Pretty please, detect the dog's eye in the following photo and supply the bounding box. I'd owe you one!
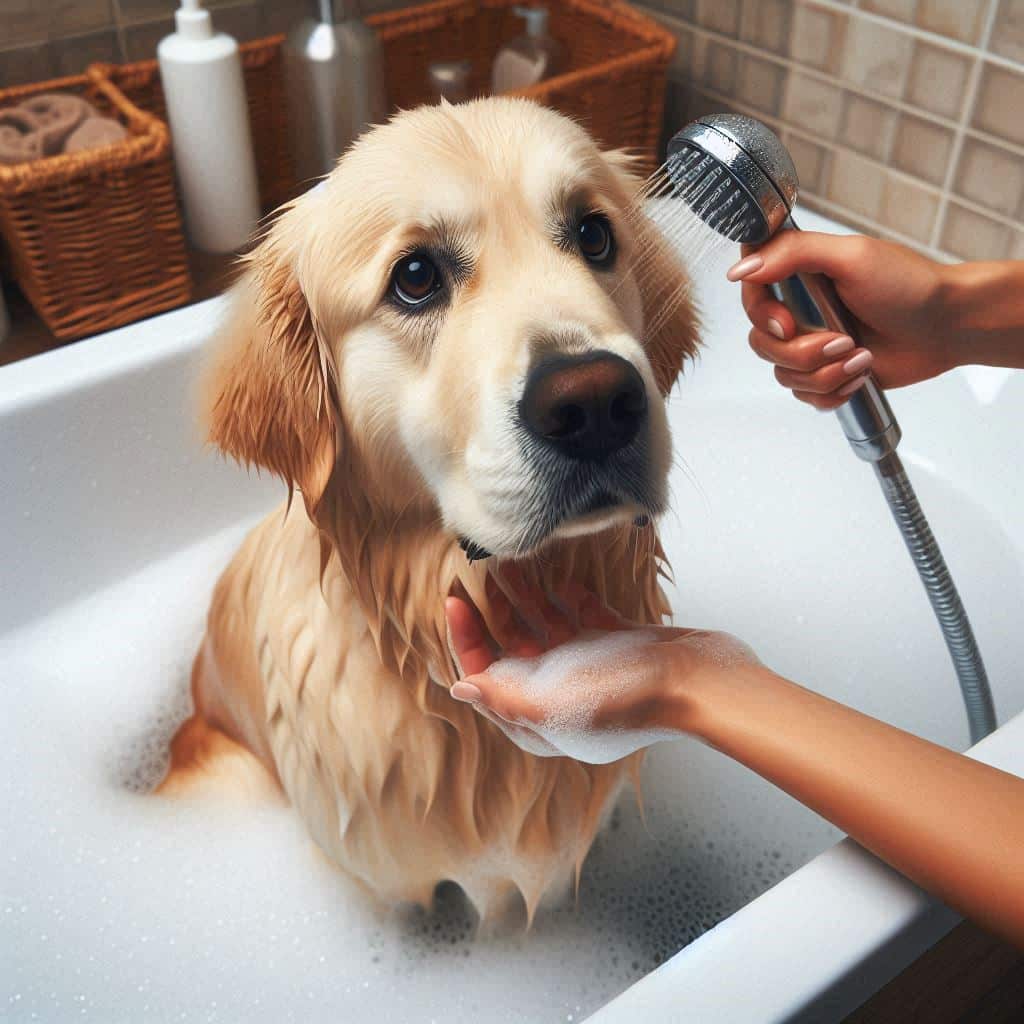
[391,253,441,307]
[577,214,615,265]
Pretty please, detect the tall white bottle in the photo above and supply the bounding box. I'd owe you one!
[157,0,260,253]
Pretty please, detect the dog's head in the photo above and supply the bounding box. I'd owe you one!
[206,99,697,561]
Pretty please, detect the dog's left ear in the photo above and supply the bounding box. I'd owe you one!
[602,149,700,395]
[202,218,338,515]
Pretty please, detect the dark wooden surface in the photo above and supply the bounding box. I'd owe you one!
[1,246,239,368]
[844,920,1024,1023]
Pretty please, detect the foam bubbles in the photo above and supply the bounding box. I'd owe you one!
[1,524,840,1023]
[488,630,681,763]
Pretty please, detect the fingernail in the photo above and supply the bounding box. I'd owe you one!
[822,335,854,358]
[838,374,869,397]
[767,317,786,339]
[726,254,763,282]
[842,350,873,375]
[451,682,482,703]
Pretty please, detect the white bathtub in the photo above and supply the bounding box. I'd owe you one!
[2,208,1022,1023]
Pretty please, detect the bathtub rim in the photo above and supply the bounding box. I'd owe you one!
[3,208,1022,1022]
[587,709,1024,1023]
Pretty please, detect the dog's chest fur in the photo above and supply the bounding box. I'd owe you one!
[224,503,638,917]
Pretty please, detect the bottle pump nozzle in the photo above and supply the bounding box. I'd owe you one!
[175,0,213,41]
[513,5,549,38]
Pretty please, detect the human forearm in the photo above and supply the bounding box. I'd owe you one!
[673,665,1024,947]
[940,260,1024,370]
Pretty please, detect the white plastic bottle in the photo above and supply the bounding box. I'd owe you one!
[157,0,260,253]
[491,6,565,93]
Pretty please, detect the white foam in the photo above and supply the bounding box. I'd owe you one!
[488,630,681,763]
[0,525,835,1022]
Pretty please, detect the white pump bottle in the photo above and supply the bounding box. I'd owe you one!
[157,0,260,253]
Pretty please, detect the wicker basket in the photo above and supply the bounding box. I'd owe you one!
[0,71,191,342]
[99,2,671,217]
[368,0,675,170]
[97,36,296,213]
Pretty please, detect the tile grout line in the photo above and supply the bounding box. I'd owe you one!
[659,15,970,142]
[802,0,1019,71]
[691,82,1024,232]
[799,193,957,262]
[661,15,1024,161]
[928,0,1001,251]
[687,80,1022,246]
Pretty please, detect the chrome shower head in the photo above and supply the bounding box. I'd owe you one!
[666,114,799,245]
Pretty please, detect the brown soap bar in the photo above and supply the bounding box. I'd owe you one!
[64,116,127,154]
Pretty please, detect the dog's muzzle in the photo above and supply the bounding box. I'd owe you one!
[518,351,648,461]
[510,350,661,550]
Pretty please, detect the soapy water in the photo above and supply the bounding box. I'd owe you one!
[0,524,833,1023]
[487,630,679,764]
[484,629,762,764]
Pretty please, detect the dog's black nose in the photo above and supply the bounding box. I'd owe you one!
[519,352,647,460]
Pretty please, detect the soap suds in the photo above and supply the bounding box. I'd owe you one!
[1,527,838,1023]
[487,629,680,763]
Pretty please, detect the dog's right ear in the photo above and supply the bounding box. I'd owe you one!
[202,223,338,515]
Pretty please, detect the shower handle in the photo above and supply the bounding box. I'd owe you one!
[772,218,901,464]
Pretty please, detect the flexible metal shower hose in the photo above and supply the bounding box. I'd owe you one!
[874,452,996,745]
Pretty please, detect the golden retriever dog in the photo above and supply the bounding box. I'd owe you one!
[160,97,697,920]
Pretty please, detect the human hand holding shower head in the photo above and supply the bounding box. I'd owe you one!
[661,114,994,744]
[666,114,900,463]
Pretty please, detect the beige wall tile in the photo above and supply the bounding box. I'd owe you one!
[212,1,266,43]
[991,0,1024,63]
[661,77,691,148]
[891,114,954,185]
[737,54,787,115]
[694,0,741,36]
[840,17,914,99]
[972,64,1024,147]
[122,17,173,60]
[954,138,1024,218]
[841,94,899,160]
[788,1,847,74]
[3,0,52,45]
[646,10,694,80]
[880,175,940,241]
[0,2,116,49]
[112,0,175,26]
[1009,230,1024,260]
[667,21,696,80]
[739,0,792,56]
[828,151,886,219]
[703,39,739,93]
[686,86,743,123]
[861,0,917,22]
[782,71,844,139]
[780,131,832,194]
[51,28,119,76]
[690,32,709,81]
[0,42,57,88]
[941,203,1012,260]
[916,0,988,45]
[905,42,973,120]
[50,0,115,40]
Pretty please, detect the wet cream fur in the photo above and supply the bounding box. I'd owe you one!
[159,98,698,921]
